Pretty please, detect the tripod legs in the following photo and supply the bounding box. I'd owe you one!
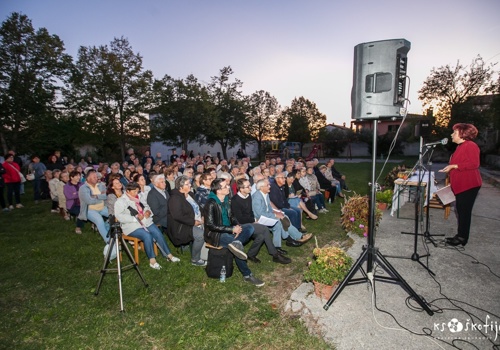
[324,245,433,316]
[95,231,148,312]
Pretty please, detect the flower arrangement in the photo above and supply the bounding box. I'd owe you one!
[376,189,394,206]
[383,165,409,188]
[304,245,353,285]
[341,193,382,237]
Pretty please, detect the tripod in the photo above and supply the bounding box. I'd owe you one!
[324,120,433,316]
[95,218,148,312]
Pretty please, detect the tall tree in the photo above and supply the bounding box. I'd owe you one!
[0,12,72,155]
[65,37,153,161]
[205,66,247,159]
[245,90,280,159]
[282,97,327,150]
[418,55,497,127]
[150,74,210,150]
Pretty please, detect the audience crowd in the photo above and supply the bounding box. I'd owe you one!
[0,148,350,287]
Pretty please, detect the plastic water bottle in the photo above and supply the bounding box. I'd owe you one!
[220,265,226,283]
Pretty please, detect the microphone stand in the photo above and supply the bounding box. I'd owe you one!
[422,145,444,246]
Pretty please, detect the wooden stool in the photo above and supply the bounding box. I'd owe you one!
[121,235,158,264]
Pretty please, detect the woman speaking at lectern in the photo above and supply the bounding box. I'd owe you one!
[439,123,482,246]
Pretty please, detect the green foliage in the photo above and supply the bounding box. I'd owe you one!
[317,127,355,157]
[0,12,72,154]
[418,55,498,127]
[304,246,353,285]
[376,189,393,205]
[64,36,153,161]
[282,97,327,143]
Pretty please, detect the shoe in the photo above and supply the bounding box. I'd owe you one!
[298,233,313,243]
[318,208,328,214]
[273,253,292,264]
[244,275,265,287]
[445,236,467,247]
[228,240,248,260]
[2,208,9,212]
[276,247,288,255]
[64,215,70,221]
[167,256,180,262]
[150,262,162,270]
[51,209,59,213]
[338,193,345,198]
[8,205,14,210]
[307,213,318,220]
[247,256,261,263]
[343,188,352,192]
[286,239,303,247]
[191,259,207,267]
[75,228,82,234]
[16,204,24,209]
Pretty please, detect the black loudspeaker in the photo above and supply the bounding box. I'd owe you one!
[416,119,432,137]
[351,39,411,120]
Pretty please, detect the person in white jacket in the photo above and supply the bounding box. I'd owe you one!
[114,182,179,270]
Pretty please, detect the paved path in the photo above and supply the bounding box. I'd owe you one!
[287,165,500,350]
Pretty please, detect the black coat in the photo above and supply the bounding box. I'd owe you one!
[147,186,169,228]
[166,189,195,246]
[203,196,238,247]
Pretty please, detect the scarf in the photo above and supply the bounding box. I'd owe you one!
[127,192,144,216]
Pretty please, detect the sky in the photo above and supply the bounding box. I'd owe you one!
[1,0,499,126]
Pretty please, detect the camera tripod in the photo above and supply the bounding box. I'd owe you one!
[94,219,148,312]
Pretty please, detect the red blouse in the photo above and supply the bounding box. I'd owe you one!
[449,140,482,195]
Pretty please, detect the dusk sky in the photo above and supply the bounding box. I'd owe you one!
[1,0,499,126]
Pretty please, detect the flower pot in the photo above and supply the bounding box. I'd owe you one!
[313,280,339,300]
[377,202,388,211]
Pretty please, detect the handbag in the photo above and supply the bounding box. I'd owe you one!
[26,173,35,181]
[206,247,234,279]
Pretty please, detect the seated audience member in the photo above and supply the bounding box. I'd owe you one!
[204,178,264,287]
[326,158,350,192]
[194,172,213,209]
[164,168,176,194]
[64,170,85,233]
[40,169,52,200]
[78,169,110,244]
[132,173,150,204]
[285,172,318,220]
[269,171,305,232]
[146,174,169,232]
[316,165,342,201]
[49,169,61,213]
[105,175,123,216]
[120,168,132,188]
[252,178,308,251]
[192,172,202,193]
[167,176,206,266]
[231,179,291,264]
[115,182,179,269]
[299,167,328,213]
[105,162,122,185]
[57,171,69,220]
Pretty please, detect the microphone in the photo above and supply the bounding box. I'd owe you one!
[424,138,448,147]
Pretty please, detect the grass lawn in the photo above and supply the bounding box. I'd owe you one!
[0,160,407,349]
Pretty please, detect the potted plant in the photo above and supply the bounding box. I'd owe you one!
[304,245,353,299]
[340,193,382,237]
[376,189,393,210]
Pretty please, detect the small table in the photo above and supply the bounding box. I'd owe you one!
[390,171,437,217]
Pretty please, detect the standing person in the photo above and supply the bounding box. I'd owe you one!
[439,123,482,247]
[2,153,23,210]
[57,171,70,220]
[204,178,265,287]
[0,162,7,212]
[30,156,47,203]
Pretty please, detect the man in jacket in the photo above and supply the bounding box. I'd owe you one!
[204,178,264,287]
[231,178,291,264]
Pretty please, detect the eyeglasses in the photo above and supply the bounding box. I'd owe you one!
[184,183,192,187]
[242,186,251,189]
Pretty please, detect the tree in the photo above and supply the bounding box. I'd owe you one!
[205,66,247,160]
[245,90,280,159]
[317,127,355,157]
[418,55,498,127]
[65,37,153,161]
[0,12,72,155]
[282,97,327,151]
[150,74,210,151]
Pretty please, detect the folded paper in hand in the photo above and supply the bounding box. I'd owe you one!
[257,216,279,227]
[435,185,455,205]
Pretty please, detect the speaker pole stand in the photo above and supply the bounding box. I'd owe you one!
[323,120,433,316]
